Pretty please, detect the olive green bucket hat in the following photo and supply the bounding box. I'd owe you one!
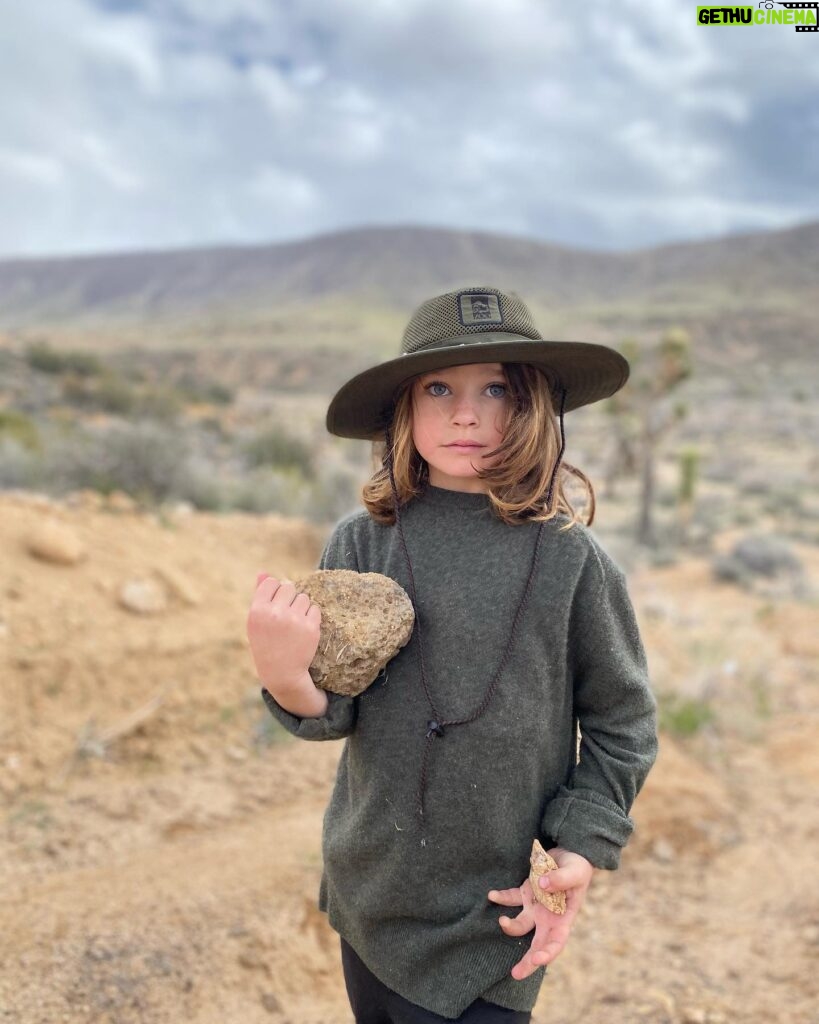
[325,286,630,440]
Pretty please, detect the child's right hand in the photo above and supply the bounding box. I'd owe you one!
[246,572,323,692]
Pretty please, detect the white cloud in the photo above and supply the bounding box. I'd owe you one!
[247,63,303,118]
[76,133,144,192]
[616,119,725,189]
[0,147,65,187]
[596,192,808,242]
[247,165,321,210]
[79,17,164,96]
[0,0,815,258]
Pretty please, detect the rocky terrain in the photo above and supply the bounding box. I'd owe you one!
[1,488,817,1024]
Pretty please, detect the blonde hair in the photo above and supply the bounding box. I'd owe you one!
[361,363,595,529]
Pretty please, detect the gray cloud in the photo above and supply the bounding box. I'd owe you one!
[0,0,816,258]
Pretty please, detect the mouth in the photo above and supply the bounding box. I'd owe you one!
[446,443,485,451]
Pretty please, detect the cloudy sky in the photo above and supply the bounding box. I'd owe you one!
[1,0,817,259]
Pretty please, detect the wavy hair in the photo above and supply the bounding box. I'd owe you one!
[360,363,595,529]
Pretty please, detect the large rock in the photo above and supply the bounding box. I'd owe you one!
[292,569,415,697]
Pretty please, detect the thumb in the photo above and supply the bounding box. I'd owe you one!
[537,865,576,892]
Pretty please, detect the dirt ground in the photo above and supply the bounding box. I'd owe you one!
[1,489,818,1024]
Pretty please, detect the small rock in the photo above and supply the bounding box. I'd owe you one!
[291,569,415,697]
[238,949,268,972]
[260,992,281,1013]
[25,520,85,565]
[168,501,195,518]
[529,839,567,914]
[153,564,202,606]
[681,1009,707,1024]
[651,837,676,863]
[119,578,167,614]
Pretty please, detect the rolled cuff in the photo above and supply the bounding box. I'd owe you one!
[540,786,635,870]
[260,686,356,741]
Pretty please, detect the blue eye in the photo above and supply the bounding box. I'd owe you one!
[423,382,507,398]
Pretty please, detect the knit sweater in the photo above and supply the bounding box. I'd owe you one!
[261,483,659,1019]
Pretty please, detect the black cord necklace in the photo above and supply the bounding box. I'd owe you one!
[383,385,567,827]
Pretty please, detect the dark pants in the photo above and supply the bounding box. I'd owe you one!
[340,936,533,1024]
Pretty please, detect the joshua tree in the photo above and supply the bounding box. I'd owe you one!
[608,328,693,547]
[677,445,700,545]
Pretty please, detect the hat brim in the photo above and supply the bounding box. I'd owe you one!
[325,333,630,440]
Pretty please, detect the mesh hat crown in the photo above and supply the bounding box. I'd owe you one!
[325,286,630,439]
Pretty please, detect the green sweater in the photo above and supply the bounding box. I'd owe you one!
[261,483,658,1018]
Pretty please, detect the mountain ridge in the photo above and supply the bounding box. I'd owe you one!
[1,220,816,331]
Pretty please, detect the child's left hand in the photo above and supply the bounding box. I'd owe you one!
[487,846,594,981]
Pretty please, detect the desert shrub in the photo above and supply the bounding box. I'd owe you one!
[133,385,184,422]
[304,462,363,525]
[171,456,226,511]
[229,465,312,515]
[713,533,803,584]
[25,343,104,377]
[43,421,193,504]
[648,545,679,568]
[243,424,315,478]
[0,409,41,452]
[0,436,45,489]
[175,374,234,406]
[658,693,715,737]
[60,371,184,422]
[61,371,136,414]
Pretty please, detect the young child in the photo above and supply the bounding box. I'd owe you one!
[247,286,659,1023]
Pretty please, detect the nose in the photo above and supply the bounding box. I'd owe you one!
[451,395,480,424]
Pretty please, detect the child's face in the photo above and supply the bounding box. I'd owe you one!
[410,362,512,493]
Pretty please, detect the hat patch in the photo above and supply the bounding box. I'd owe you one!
[458,292,503,327]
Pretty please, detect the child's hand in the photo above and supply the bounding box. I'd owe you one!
[487,847,594,981]
[246,572,322,691]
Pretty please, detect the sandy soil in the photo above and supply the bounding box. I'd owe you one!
[1,490,817,1024]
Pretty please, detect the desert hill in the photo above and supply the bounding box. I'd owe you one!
[0,222,817,362]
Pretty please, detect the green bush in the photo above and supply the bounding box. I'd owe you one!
[134,385,184,422]
[0,409,41,452]
[43,421,193,505]
[61,371,136,414]
[25,342,104,377]
[658,693,715,737]
[243,424,315,477]
[175,375,234,406]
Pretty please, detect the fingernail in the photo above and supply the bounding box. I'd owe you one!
[540,876,550,888]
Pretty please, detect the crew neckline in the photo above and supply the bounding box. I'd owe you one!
[418,483,493,510]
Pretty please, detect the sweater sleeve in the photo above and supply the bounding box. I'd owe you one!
[540,545,659,870]
[259,515,361,741]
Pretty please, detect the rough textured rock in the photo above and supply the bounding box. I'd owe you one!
[529,838,567,914]
[292,569,415,697]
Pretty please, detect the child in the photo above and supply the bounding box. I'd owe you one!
[247,286,659,1023]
